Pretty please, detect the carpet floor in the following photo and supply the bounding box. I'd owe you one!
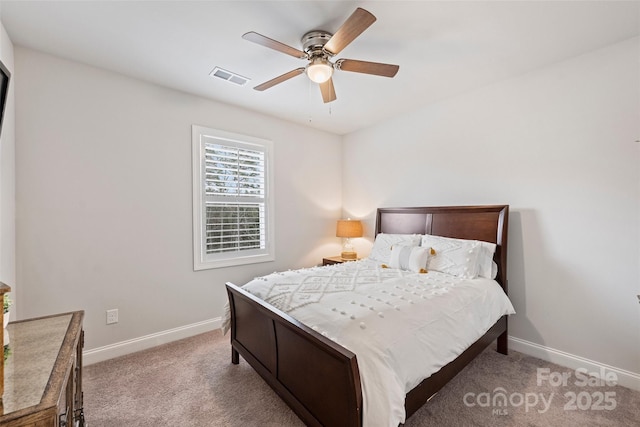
[84,330,640,426]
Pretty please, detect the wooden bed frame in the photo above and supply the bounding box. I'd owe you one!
[225,205,509,426]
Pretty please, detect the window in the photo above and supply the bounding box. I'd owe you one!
[192,125,274,270]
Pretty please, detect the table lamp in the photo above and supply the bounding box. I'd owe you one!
[336,219,363,260]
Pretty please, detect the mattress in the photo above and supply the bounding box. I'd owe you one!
[222,258,515,427]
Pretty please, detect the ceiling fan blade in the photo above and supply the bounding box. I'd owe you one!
[319,78,337,103]
[242,31,307,59]
[254,68,305,91]
[324,8,376,55]
[335,59,399,78]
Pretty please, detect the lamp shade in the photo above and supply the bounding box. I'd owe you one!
[336,219,363,238]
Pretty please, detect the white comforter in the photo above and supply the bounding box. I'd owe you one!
[222,259,515,427]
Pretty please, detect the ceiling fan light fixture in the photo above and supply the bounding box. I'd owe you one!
[306,58,333,83]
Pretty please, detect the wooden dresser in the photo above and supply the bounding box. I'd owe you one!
[0,311,85,427]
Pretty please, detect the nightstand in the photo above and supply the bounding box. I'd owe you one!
[322,256,359,266]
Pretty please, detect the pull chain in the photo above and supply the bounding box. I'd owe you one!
[308,80,313,123]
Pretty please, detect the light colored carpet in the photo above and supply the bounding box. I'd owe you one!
[84,330,640,426]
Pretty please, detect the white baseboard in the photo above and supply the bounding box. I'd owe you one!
[508,336,640,392]
[83,317,222,365]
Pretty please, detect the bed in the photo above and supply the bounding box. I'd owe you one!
[224,205,512,426]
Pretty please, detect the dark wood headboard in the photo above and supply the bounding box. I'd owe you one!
[375,205,509,293]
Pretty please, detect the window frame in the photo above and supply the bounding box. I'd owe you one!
[192,125,275,270]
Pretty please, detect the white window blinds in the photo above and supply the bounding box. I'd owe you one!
[204,143,265,254]
[193,126,274,270]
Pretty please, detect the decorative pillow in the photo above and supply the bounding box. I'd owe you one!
[368,233,421,263]
[490,261,498,280]
[389,245,430,273]
[420,234,482,279]
[477,241,497,279]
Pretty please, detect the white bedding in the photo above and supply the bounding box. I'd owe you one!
[222,258,515,427]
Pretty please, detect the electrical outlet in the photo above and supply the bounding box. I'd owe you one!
[106,309,118,325]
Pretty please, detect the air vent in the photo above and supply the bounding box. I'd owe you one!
[209,67,250,86]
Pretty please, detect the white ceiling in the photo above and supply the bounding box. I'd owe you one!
[1,1,638,135]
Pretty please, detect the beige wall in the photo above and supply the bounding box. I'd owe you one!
[342,37,640,381]
[14,47,342,353]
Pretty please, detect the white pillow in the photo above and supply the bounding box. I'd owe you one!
[389,245,430,273]
[490,261,498,280]
[368,233,421,263]
[477,241,497,279]
[420,234,482,279]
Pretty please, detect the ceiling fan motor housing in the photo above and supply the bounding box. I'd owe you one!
[301,31,333,58]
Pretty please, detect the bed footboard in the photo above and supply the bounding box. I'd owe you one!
[404,315,508,417]
[225,282,363,427]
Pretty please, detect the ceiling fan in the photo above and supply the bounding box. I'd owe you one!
[242,7,399,103]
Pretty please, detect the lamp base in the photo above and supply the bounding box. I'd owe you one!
[340,251,357,261]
